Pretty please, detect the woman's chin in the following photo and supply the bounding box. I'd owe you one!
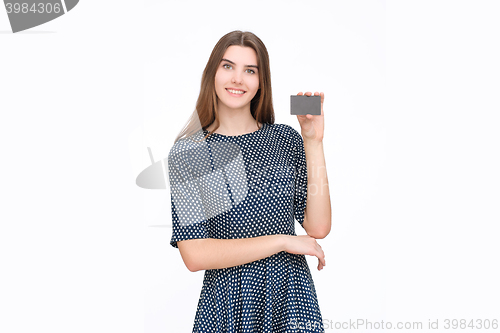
[219,101,251,111]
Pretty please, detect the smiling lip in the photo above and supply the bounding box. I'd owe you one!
[226,88,246,96]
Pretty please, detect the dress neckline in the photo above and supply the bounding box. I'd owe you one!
[203,122,266,138]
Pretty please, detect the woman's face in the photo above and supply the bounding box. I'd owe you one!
[214,45,260,112]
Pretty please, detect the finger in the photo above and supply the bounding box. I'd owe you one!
[297,92,303,96]
[305,91,312,96]
[314,92,319,96]
[297,115,307,125]
[318,258,323,271]
[315,250,324,269]
[318,248,326,266]
[320,92,325,115]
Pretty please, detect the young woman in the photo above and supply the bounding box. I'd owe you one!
[168,30,331,332]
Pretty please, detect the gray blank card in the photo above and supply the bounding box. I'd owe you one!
[290,95,321,115]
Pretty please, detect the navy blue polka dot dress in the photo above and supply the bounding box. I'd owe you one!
[168,122,324,332]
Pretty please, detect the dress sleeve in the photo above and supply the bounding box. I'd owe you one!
[293,129,308,228]
[168,148,210,249]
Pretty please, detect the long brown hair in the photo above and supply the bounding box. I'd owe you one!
[173,30,275,143]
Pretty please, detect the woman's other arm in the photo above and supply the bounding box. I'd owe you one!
[296,91,332,239]
[178,234,325,272]
[302,139,331,239]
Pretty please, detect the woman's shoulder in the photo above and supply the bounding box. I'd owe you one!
[266,122,302,142]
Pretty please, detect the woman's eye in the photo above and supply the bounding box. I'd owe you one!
[223,64,232,69]
[246,69,255,74]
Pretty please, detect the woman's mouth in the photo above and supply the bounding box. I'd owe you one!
[226,88,246,96]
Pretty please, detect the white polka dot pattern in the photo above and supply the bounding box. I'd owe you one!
[167,123,324,332]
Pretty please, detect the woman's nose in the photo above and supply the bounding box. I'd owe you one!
[231,72,243,84]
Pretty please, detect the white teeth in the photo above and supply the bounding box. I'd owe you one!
[227,89,245,94]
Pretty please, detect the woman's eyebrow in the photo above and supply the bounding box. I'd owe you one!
[221,58,259,69]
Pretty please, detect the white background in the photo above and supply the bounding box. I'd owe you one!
[1,1,499,332]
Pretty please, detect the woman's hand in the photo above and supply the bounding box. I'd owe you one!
[284,235,326,271]
[296,91,325,142]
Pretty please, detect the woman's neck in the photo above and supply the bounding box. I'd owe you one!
[207,105,261,136]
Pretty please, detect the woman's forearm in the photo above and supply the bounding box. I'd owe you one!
[178,235,287,272]
[303,139,332,238]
